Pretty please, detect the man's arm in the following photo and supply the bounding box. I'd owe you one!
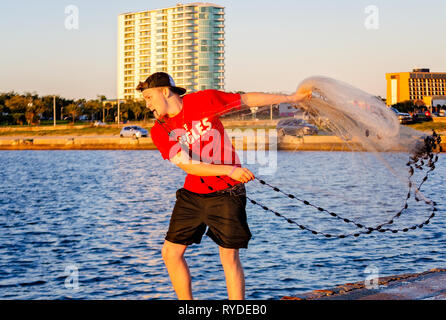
[240,90,312,108]
[170,150,255,184]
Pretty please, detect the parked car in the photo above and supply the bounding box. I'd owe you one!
[412,110,433,123]
[276,118,318,137]
[390,107,413,124]
[93,120,106,127]
[120,126,148,138]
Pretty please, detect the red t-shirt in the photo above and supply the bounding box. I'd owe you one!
[150,89,242,194]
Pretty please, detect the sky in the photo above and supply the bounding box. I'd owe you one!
[0,0,445,100]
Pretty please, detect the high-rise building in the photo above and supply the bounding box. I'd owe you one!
[386,69,446,106]
[117,3,225,101]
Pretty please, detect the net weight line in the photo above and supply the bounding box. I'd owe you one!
[157,114,442,239]
[201,130,442,239]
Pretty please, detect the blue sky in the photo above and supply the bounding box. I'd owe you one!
[0,0,445,100]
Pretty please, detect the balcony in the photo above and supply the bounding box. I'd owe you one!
[183,60,198,66]
[139,19,151,25]
[184,8,198,14]
[184,21,197,27]
[184,47,198,53]
[172,15,185,21]
[124,33,135,40]
[139,38,151,44]
[184,27,196,33]
[183,35,197,40]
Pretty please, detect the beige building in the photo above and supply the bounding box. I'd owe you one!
[117,3,225,101]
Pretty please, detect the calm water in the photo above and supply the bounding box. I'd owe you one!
[0,150,444,300]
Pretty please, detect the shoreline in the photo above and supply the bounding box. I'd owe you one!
[0,118,444,151]
[282,268,446,300]
[0,134,444,152]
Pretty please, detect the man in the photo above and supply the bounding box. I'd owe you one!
[136,72,310,300]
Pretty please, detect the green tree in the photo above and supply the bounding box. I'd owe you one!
[142,107,154,122]
[25,98,45,125]
[392,100,415,113]
[5,95,28,113]
[125,100,145,121]
[40,95,55,119]
[5,95,28,124]
[97,95,107,121]
[65,103,81,124]
[84,100,102,121]
[103,102,114,122]
[119,101,131,122]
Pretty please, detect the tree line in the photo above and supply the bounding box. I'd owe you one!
[0,92,154,125]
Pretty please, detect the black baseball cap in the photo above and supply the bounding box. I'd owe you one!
[136,72,186,96]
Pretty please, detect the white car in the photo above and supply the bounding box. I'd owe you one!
[93,120,106,127]
[120,126,148,138]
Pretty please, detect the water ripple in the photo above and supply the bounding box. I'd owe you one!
[0,150,444,300]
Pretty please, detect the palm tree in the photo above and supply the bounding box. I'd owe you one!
[25,98,44,125]
[65,103,81,124]
[5,95,28,125]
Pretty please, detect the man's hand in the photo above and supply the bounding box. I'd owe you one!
[229,167,255,184]
[289,89,312,104]
[170,150,255,183]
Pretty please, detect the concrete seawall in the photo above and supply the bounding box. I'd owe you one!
[282,268,446,300]
[0,134,444,151]
[0,136,155,150]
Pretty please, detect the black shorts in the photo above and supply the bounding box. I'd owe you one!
[165,183,252,249]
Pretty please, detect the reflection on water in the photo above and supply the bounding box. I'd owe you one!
[0,150,444,299]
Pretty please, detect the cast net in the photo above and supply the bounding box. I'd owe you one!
[220,76,442,238]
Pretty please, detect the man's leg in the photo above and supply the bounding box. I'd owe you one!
[162,240,193,300]
[219,246,245,300]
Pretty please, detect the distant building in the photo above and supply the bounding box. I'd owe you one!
[117,3,225,101]
[386,68,446,106]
